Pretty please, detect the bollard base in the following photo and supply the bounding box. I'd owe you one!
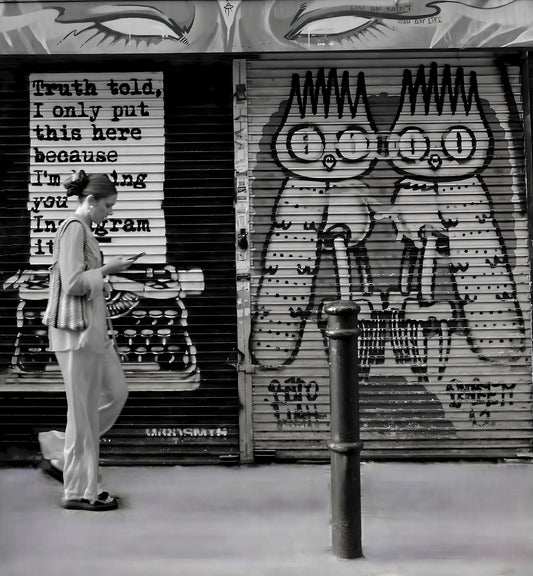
[330,451,362,559]
[332,522,363,559]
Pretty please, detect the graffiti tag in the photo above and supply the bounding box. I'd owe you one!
[267,377,325,429]
[446,378,515,426]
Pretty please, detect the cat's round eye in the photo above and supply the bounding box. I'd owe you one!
[287,125,325,162]
[336,127,371,161]
[397,127,430,161]
[442,126,475,160]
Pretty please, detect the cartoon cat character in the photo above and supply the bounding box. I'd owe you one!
[384,62,524,363]
[251,68,379,366]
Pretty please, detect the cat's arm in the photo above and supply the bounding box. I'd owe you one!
[324,180,374,296]
[441,178,525,361]
[251,178,327,367]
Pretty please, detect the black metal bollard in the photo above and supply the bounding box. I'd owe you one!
[325,300,363,559]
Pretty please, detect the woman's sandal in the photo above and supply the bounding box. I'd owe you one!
[42,464,118,503]
[97,491,118,503]
[62,494,118,511]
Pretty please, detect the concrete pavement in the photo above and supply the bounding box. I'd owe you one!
[1,461,532,576]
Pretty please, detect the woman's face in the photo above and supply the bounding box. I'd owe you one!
[89,193,117,225]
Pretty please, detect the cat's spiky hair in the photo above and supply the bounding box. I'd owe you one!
[397,62,483,117]
[285,68,372,120]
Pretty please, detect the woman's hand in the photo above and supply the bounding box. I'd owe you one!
[101,256,134,276]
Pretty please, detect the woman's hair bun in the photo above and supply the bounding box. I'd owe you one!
[64,170,90,197]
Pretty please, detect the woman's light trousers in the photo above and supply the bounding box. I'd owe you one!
[39,342,128,502]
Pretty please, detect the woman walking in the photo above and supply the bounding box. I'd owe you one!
[38,170,134,511]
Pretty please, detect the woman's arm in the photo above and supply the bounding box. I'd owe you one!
[58,222,103,298]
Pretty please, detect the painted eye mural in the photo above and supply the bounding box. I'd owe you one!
[283,10,382,48]
[240,0,403,50]
[240,0,533,51]
[54,3,194,48]
[0,1,220,53]
[2,1,533,54]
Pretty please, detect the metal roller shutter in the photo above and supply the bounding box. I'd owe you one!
[0,58,239,465]
[248,51,533,460]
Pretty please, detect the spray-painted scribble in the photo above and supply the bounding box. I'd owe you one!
[446,378,515,426]
[267,377,324,429]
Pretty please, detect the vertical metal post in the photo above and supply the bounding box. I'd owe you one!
[520,53,533,303]
[232,59,254,463]
[325,300,362,559]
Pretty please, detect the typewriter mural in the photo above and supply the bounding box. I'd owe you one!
[251,62,527,428]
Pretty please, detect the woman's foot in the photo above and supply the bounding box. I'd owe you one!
[97,491,118,503]
[62,495,118,511]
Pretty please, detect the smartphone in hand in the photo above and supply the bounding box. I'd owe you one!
[127,252,146,262]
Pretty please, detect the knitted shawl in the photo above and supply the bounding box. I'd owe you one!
[42,217,93,331]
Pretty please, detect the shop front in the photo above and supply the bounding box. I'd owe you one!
[0,56,240,464]
[247,50,533,459]
[0,1,532,464]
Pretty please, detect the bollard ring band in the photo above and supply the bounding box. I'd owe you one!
[327,441,363,454]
